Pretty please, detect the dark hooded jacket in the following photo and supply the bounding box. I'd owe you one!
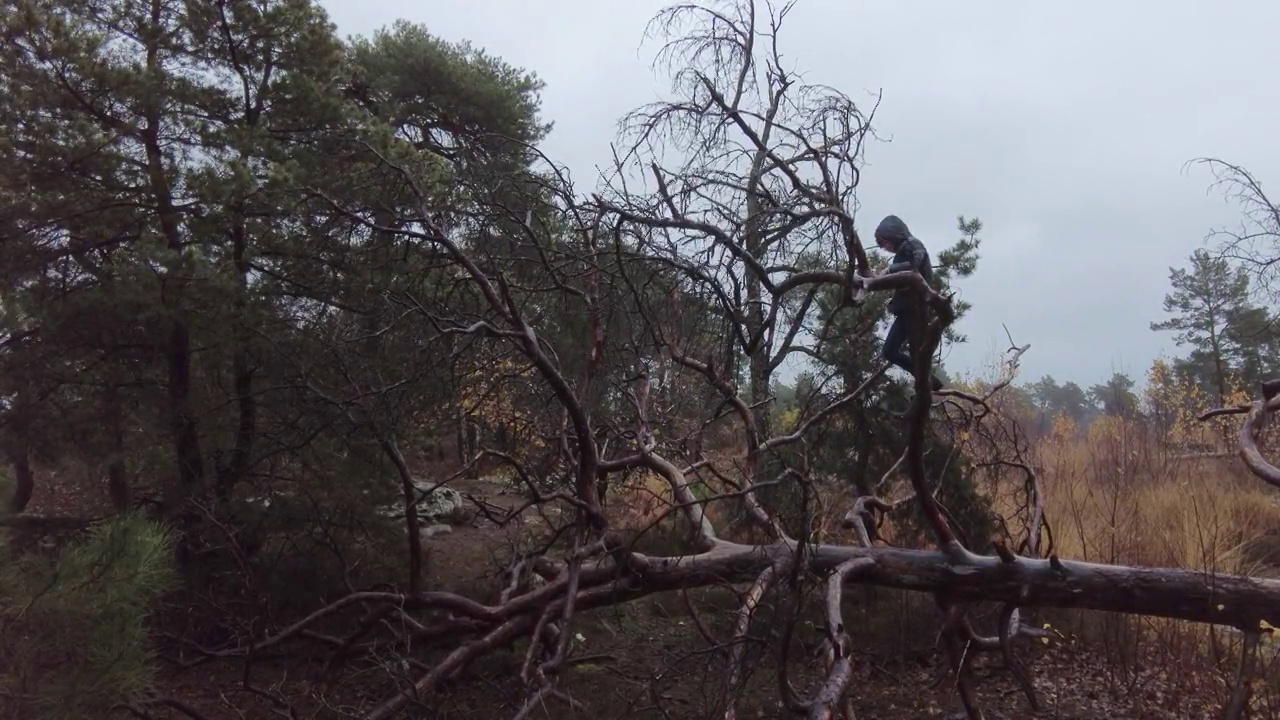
[875,215,934,316]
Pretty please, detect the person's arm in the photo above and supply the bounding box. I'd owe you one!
[886,239,928,274]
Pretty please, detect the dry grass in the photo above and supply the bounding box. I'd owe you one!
[995,414,1280,715]
[1030,417,1280,575]
[596,403,1280,713]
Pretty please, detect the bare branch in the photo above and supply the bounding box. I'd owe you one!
[1223,631,1261,720]
[1199,379,1280,488]
[807,557,874,719]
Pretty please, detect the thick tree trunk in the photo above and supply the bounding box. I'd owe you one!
[4,390,35,514]
[142,0,205,557]
[5,447,33,515]
[744,232,769,438]
[218,14,275,504]
[364,539,1280,720]
[457,406,478,480]
[629,541,1280,630]
[107,457,130,511]
[104,383,131,511]
[220,212,256,503]
[167,320,206,501]
[1209,323,1233,449]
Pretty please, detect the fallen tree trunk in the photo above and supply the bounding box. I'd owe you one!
[362,539,1280,718]
[625,541,1280,632]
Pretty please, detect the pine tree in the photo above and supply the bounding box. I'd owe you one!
[1088,372,1139,419]
[0,513,178,720]
[1028,375,1093,430]
[1150,249,1266,404]
[0,0,557,581]
[807,216,993,542]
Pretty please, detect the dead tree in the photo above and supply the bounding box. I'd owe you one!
[207,152,1280,718]
[305,145,1279,720]
[1189,156,1280,303]
[596,0,881,445]
[179,3,1280,719]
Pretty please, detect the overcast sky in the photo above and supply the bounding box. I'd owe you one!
[321,0,1278,389]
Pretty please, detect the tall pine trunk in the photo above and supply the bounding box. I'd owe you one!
[104,382,131,511]
[143,0,205,569]
[4,388,34,514]
[218,207,256,502]
[5,448,34,515]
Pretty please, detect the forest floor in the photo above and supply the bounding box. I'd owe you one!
[23,472,1247,719]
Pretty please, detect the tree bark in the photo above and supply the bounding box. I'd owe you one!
[363,539,1280,719]
[5,446,33,515]
[4,389,35,514]
[381,437,423,595]
[623,541,1280,631]
[213,0,272,504]
[220,209,256,503]
[165,320,206,511]
[142,0,206,563]
[1208,318,1233,450]
[457,406,478,480]
[744,158,770,442]
[105,382,131,511]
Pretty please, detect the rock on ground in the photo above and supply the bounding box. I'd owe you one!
[377,479,466,523]
[419,524,453,539]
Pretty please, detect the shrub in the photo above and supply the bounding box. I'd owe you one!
[0,512,177,719]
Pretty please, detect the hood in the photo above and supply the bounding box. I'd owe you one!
[874,214,913,247]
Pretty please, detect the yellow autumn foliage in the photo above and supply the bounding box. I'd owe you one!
[454,356,550,459]
[963,353,1280,670]
[776,406,800,434]
[1046,411,1078,446]
[1141,356,1251,450]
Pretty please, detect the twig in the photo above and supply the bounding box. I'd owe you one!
[1223,631,1260,720]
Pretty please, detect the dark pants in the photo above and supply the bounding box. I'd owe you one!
[883,312,942,389]
[882,312,916,373]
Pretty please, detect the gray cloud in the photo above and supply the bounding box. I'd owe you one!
[323,0,1280,387]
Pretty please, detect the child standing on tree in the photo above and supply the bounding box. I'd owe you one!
[873,214,945,392]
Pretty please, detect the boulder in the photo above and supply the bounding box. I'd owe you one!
[378,479,466,524]
[412,480,464,521]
